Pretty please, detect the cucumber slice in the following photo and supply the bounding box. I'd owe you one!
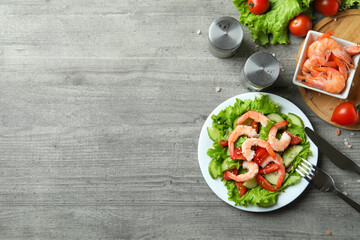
[266,113,284,123]
[242,177,258,189]
[264,172,279,185]
[264,172,289,185]
[221,157,240,172]
[233,117,252,129]
[288,113,304,127]
[207,127,221,142]
[283,145,304,167]
[238,168,258,189]
[208,159,222,179]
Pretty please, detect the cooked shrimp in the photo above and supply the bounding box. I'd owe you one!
[236,110,270,127]
[302,59,319,76]
[344,45,360,55]
[317,32,334,41]
[223,161,259,182]
[314,38,353,69]
[258,153,285,189]
[241,138,276,161]
[297,67,346,94]
[315,38,343,65]
[272,153,286,190]
[228,125,259,160]
[260,154,273,168]
[268,120,291,152]
[301,59,336,77]
[307,41,319,62]
[333,55,348,79]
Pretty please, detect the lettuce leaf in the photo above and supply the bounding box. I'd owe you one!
[211,94,279,138]
[341,0,360,10]
[223,180,280,207]
[233,0,313,45]
[258,121,275,141]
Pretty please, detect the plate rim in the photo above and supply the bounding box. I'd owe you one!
[197,92,318,212]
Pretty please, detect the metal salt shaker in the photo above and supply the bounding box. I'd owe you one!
[242,52,280,91]
[208,17,243,58]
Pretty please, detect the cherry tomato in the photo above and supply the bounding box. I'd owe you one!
[258,163,280,175]
[331,102,360,126]
[289,13,312,37]
[248,0,269,15]
[235,182,247,197]
[223,168,239,181]
[253,147,269,166]
[256,174,276,191]
[219,140,228,147]
[250,120,259,133]
[282,130,302,145]
[314,0,341,17]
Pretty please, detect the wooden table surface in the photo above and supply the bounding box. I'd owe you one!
[0,1,359,239]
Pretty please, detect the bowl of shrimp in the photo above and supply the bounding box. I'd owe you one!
[293,30,360,99]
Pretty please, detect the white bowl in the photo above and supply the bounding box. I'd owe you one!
[293,30,360,99]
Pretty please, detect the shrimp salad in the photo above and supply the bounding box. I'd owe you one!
[296,32,360,94]
[207,94,311,207]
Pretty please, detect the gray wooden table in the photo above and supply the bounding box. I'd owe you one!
[0,1,359,239]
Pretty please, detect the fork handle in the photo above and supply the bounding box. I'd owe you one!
[334,189,360,213]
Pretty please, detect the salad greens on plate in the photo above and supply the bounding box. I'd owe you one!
[206,94,312,207]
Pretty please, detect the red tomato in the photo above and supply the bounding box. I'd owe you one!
[289,13,312,37]
[314,0,341,17]
[232,148,246,160]
[235,182,247,197]
[219,140,228,147]
[248,0,269,15]
[282,130,302,145]
[331,102,360,126]
[250,120,259,133]
[258,163,280,175]
[256,174,276,191]
[253,147,269,166]
[223,168,239,181]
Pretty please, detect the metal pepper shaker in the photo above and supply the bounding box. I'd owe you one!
[208,17,243,58]
[242,52,280,91]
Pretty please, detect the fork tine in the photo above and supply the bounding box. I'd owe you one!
[301,157,311,165]
[297,165,309,176]
[296,168,312,183]
[301,158,316,171]
[296,168,305,177]
[300,162,311,171]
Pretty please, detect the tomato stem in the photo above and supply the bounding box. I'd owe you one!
[249,1,254,9]
[356,104,360,113]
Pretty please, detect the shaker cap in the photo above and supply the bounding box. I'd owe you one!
[209,17,243,50]
[244,52,280,87]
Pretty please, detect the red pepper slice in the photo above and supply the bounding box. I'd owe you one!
[256,174,276,191]
[258,163,280,175]
[235,182,247,197]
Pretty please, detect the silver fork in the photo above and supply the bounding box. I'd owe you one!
[296,158,360,212]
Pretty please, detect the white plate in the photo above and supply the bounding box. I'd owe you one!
[198,92,318,212]
[293,30,360,99]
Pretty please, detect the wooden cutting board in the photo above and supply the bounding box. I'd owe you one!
[297,9,360,130]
